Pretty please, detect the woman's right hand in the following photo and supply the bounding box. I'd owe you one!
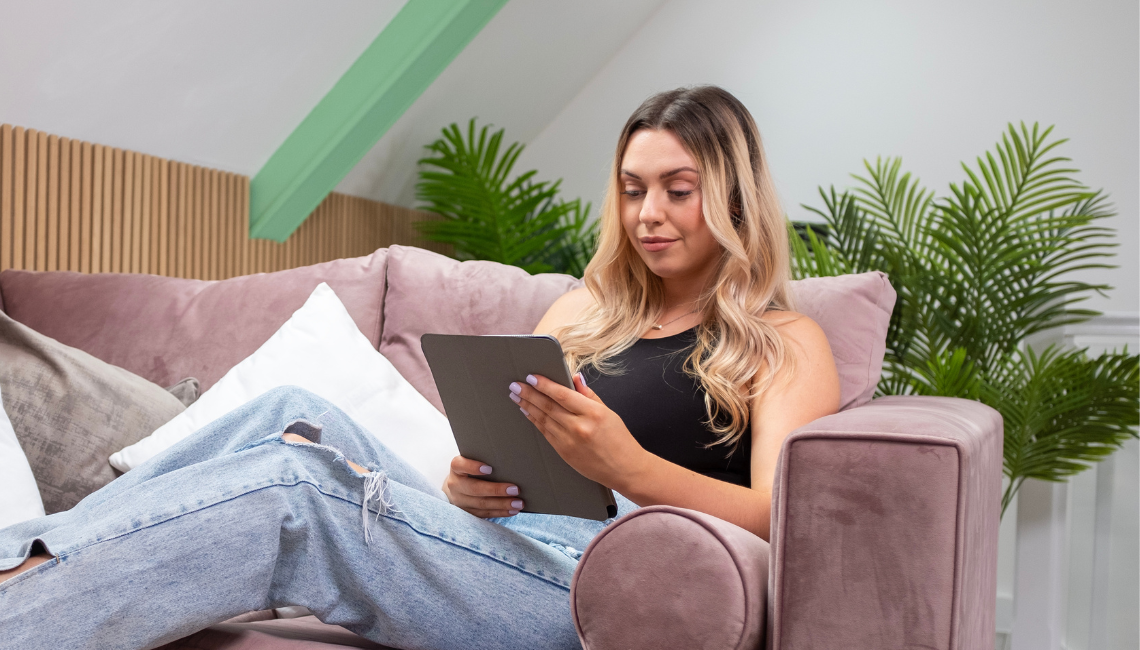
[441,456,524,518]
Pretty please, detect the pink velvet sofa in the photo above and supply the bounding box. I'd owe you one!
[0,244,1002,649]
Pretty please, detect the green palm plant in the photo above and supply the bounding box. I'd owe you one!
[415,119,597,276]
[792,123,1139,515]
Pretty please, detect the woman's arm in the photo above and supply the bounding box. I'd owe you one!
[517,306,839,540]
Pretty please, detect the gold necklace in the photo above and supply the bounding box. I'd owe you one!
[651,308,698,330]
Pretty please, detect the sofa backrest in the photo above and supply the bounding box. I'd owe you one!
[0,244,895,412]
[380,245,896,414]
[0,250,388,392]
[380,245,584,414]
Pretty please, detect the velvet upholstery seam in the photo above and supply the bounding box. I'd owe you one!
[373,249,389,350]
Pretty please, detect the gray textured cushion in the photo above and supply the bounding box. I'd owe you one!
[165,377,201,407]
[0,311,186,514]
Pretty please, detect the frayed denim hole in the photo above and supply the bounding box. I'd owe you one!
[361,471,400,545]
[283,419,323,443]
[0,540,58,582]
[29,540,58,564]
[280,437,349,468]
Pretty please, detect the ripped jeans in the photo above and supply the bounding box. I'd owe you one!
[0,386,636,650]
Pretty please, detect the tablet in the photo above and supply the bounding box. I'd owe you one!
[420,333,617,521]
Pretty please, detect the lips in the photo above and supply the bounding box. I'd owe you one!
[640,236,677,252]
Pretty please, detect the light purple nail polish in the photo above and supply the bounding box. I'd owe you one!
[511,500,524,509]
[509,382,522,395]
[520,406,529,416]
[526,374,538,386]
[508,509,520,515]
[479,465,493,474]
[509,392,521,404]
[576,372,587,387]
[506,485,519,496]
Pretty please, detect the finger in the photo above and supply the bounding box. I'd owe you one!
[513,383,565,421]
[450,455,494,477]
[521,402,569,446]
[574,372,603,404]
[454,474,520,498]
[516,386,583,438]
[522,374,589,415]
[470,508,521,519]
[461,495,525,513]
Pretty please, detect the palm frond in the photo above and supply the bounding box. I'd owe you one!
[987,346,1139,514]
[797,122,1138,518]
[415,119,593,276]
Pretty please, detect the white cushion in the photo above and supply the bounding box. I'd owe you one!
[110,283,459,489]
[0,383,46,528]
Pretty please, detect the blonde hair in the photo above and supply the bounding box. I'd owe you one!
[555,86,794,449]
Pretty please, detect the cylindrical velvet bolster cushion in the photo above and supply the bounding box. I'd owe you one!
[570,505,769,650]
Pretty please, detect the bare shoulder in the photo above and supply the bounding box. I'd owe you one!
[533,287,597,336]
[760,310,832,358]
[755,309,840,411]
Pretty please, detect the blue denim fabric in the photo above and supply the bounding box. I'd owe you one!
[0,386,637,650]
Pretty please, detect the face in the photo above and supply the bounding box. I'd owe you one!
[619,129,722,285]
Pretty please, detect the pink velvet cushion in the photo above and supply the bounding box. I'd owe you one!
[379,245,583,413]
[380,244,894,413]
[570,505,769,650]
[789,272,895,410]
[0,251,388,392]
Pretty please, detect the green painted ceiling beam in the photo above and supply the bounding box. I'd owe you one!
[250,0,507,241]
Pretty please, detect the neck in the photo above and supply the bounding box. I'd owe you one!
[659,264,716,312]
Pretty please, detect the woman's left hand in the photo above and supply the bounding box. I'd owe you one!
[509,373,647,489]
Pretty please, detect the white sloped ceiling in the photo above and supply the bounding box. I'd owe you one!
[0,0,406,174]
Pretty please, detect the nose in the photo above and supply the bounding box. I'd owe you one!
[639,189,667,226]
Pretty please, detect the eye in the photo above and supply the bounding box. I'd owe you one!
[669,190,693,198]
[621,189,645,198]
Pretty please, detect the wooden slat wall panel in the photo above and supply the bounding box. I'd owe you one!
[46,134,58,272]
[1,125,11,271]
[14,128,26,271]
[0,123,448,280]
[34,130,47,271]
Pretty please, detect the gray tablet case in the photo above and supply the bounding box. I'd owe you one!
[421,333,617,521]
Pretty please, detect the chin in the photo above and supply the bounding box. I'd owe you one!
[642,258,686,279]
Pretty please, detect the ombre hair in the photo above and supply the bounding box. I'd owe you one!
[555,86,793,449]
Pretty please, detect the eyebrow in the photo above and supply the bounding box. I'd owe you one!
[620,166,699,181]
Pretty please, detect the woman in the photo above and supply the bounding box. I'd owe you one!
[0,86,839,649]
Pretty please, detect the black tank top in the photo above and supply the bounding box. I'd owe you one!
[581,327,751,487]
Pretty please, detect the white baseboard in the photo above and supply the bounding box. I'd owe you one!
[996,593,1014,633]
[1025,311,1139,355]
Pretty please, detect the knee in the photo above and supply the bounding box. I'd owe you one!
[280,433,370,476]
[281,432,312,445]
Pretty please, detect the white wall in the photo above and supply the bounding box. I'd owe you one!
[519,0,1139,315]
[0,0,405,174]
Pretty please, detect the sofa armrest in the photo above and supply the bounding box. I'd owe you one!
[571,506,769,650]
[768,395,1003,650]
